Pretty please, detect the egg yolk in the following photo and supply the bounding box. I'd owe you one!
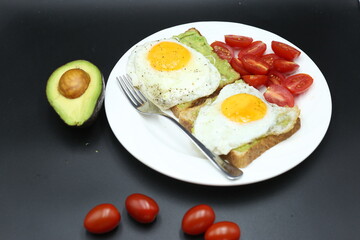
[221,93,267,123]
[147,41,191,71]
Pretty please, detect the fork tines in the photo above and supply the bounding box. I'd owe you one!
[117,75,147,107]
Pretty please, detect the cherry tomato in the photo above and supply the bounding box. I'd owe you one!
[182,204,216,235]
[264,84,294,107]
[238,40,266,58]
[271,41,301,61]
[283,73,314,95]
[242,75,268,88]
[84,203,121,234]
[267,70,286,86]
[205,221,241,240]
[225,35,253,48]
[273,59,299,74]
[125,193,159,223]
[210,41,234,62]
[261,53,282,69]
[230,58,250,76]
[240,54,270,75]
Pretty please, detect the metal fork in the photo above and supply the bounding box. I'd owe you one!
[117,75,243,180]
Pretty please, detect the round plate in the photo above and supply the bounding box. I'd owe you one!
[104,21,332,186]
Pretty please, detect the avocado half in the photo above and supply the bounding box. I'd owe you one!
[46,60,105,127]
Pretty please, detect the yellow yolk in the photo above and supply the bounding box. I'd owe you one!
[147,41,191,71]
[221,93,267,123]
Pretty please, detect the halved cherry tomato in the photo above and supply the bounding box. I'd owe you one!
[230,58,250,76]
[273,59,299,74]
[264,84,294,107]
[210,41,234,62]
[84,203,121,234]
[205,221,241,240]
[240,54,270,75]
[225,35,253,48]
[261,53,282,69]
[242,75,268,88]
[283,73,314,95]
[271,41,301,61]
[182,204,216,235]
[267,70,286,86]
[125,193,159,223]
[238,41,266,58]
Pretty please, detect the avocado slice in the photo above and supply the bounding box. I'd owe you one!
[46,60,105,126]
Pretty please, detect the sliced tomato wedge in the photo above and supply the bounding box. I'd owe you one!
[273,59,299,74]
[264,84,294,107]
[271,41,301,61]
[225,35,253,48]
[267,70,286,86]
[283,73,314,95]
[240,54,270,75]
[261,53,282,69]
[230,58,250,76]
[210,41,234,62]
[238,41,267,58]
[242,75,268,88]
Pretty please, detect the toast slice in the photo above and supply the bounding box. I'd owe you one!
[178,96,301,168]
[170,28,240,118]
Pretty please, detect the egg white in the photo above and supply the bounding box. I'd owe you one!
[193,81,300,155]
[126,39,221,110]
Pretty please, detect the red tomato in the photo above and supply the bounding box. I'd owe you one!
[271,41,301,61]
[182,204,215,235]
[205,221,241,240]
[125,193,159,223]
[238,41,266,58]
[84,203,121,234]
[283,73,314,95]
[225,35,253,48]
[273,59,299,74]
[261,53,282,69]
[240,54,270,75]
[242,75,268,88]
[210,41,234,62]
[267,70,286,86]
[264,84,295,107]
[230,58,250,76]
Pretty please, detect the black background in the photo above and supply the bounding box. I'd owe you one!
[1,0,360,239]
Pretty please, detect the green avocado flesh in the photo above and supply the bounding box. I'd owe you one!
[46,60,104,126]
[174,29,240,87]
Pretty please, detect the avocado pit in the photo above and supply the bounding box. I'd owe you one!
[58,68,90,99]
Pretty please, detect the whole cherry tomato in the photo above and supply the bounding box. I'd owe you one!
[264,84,295,107]
[182,204,216,235]
[225,35,253,48]
[84,203,121,234]
[125,193,159,223]
[210,41,234,62]
[282,73,314,95]
[271,41,301,61]
[205,221,241,240]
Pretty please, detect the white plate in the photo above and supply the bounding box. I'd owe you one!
[104,21,332,186]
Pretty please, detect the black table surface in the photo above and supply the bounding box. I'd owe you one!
[1,0,360,239]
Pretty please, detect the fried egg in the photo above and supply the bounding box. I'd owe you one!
[193,81,300,155]
[127,39,221,110]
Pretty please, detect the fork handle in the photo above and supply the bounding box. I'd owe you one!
[162,115,243,180]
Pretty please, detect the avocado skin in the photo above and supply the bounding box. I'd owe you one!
[46,60,105,127]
